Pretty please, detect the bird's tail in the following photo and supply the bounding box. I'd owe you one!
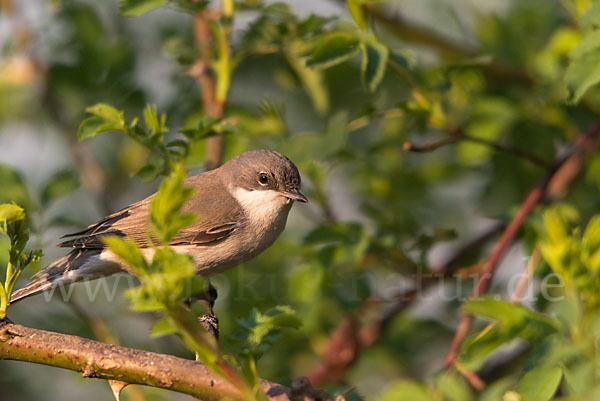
[10,249,103,304]
[10,276,53,304]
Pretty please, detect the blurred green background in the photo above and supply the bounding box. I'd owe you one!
[1,0,600,400]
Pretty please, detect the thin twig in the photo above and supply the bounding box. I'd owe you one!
[455,362,486,390]
[459,132,551,169]
[404,129,551,169]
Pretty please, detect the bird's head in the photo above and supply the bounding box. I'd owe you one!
[222,150,308,205]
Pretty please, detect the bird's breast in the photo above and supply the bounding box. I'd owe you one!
[177,188,294,276]
[232,187,293,249]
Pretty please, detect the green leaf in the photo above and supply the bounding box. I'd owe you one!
[103,236,148,277]
[435,372,473,401]
[234,305,301,359]
[126,286,166,312]
[582,216,600,272]
[516,366,563,401]
[360,37,389,92]
[120,0,168,17]
[0,203,41,311]
[41,169,80,206]
[150,164,197,243]
[389,48,416,70]
[459,298,560,370]
[0,203,25,228]
[542,204,579,245]
[276,111,348,162]
[565,32,600,103]
[150,317,177,337]
[379,380,433,401]
[180,116,220,140]
[566,48,600,103]
[346,0,367,29]
[479,377,516,401]
[458,324,515,371]
[78,116,106,140]
[85,103,125,126]
[463,297,560,333]
[285,43,329,114]
[563,359,595,394]
[306,32,360,70]
[264,305,302,329]
[134,163,160,183]
[581,2,600,29]
[143,104,167,135]
[538,205,584,286]
[79,104,127,140]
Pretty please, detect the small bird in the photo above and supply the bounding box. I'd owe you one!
[11,150,307,303]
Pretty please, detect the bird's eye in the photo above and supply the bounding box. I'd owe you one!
[258,173,269,185]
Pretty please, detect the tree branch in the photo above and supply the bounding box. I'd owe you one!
[191,9,226,170]
[458,131,551,168]
[442,120,600,368]
[404,129,552,169]
[0,320,292,401]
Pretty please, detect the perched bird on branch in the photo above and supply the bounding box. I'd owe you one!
[11,150,307,303]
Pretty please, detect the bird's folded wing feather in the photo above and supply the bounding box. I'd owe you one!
[57,173,244,249]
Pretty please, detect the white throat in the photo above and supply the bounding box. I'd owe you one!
[232,187,292,232]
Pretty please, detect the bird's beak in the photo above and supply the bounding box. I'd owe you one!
[281,189,308,203]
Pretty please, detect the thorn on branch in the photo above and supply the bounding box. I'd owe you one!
[0,321,294,400]
[108,380,128,401]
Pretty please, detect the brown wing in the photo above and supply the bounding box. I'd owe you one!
[58,170,244,249]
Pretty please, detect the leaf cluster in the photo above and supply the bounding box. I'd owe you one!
[452,209,600,401]
[0,203,41,318]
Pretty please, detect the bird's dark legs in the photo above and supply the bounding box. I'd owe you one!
[185,282,219,342]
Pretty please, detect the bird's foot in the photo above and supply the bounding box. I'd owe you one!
[185,282,219,342]
[185,282,218,312]
[198,312,219,341]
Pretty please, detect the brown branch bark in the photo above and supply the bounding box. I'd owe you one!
[192,10,225,171]
[0,320,291,401]
[442,120,600,368]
